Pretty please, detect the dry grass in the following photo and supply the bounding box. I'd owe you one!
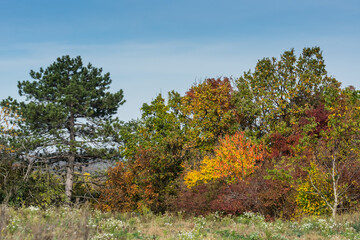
[0,205,360,239]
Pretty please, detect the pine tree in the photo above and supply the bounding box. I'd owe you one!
[2,55,125,202]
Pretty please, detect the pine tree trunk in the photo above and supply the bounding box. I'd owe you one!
[65,154,75,202]
[65,112,75,203]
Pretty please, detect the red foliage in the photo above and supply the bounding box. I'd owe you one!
[342,160,360,211]
[269,132,301,159]
[209,170,295,219]
[269,133,292,159]
[269,104,330,160]
[171,167,295,219]
[169,183,221,216]
[299,104,330,136]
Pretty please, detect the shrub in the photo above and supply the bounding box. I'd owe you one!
[14,170,65,208]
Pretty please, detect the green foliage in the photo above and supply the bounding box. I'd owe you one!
[17,170,65,208]
[3,46,360,222]
[112,119,141,161]
[135,93,188,211]
[72,171,102,205]
[0,160,24,204]
[0,165,65,208]
[181,77,237,152]
[2,203,360,239]
[2,55,125,202]
[99,47,360,219]
[0,106,27,205]
[295,87,360,218]
[233,47,339,137]
[100,92,189,212]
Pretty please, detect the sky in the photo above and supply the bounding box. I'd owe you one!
[0,0,359,121]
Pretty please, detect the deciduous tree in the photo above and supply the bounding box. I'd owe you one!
[181,77,236,152]
[297,87,360,219]
[184,131,264,188]
[100,92,188,212]
[233,47,339,137]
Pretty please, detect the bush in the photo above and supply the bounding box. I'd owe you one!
[168,181,222,216]
[0,161,65,208]
[13,169,65,208]
[0,160,25,204]
[170,167,296,219]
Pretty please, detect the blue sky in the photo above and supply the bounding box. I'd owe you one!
[0,0,359,121]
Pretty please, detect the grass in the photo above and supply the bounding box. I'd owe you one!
[0,205,360,239]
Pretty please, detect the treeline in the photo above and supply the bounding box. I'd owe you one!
[1,47,360,220]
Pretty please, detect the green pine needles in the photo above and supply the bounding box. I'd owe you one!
[2,55,125,202]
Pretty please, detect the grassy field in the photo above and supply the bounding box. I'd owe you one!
[1,205,360,239]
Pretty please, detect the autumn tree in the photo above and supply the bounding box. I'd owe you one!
[233,47,339,137]
[2,56,125,202]
[100,92,189,212]
[98,161,140,212]
[181,77,237,152]
[134,93,187,211]
[296,86,360,219]
[184,131,264,188]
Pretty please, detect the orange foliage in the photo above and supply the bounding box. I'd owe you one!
[215,131,264,181]
[97,161,139,212]
[98,148,160,212]
[184,131,264,188]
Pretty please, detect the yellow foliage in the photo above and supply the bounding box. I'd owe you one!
[296,163,332,216]
[184,156,221,188]
[184,131,264,188]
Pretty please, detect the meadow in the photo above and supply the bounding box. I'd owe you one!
[1,205,360,240]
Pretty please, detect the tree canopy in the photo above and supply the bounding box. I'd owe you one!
[1,48,360,220]
[2,55,125,201]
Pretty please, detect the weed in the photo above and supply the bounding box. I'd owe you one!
[0,206,360,239]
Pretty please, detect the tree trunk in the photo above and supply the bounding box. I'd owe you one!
[332,202,337,220]
[65,112,75,203]
[332,156,338,220]
[65,153,75,202]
